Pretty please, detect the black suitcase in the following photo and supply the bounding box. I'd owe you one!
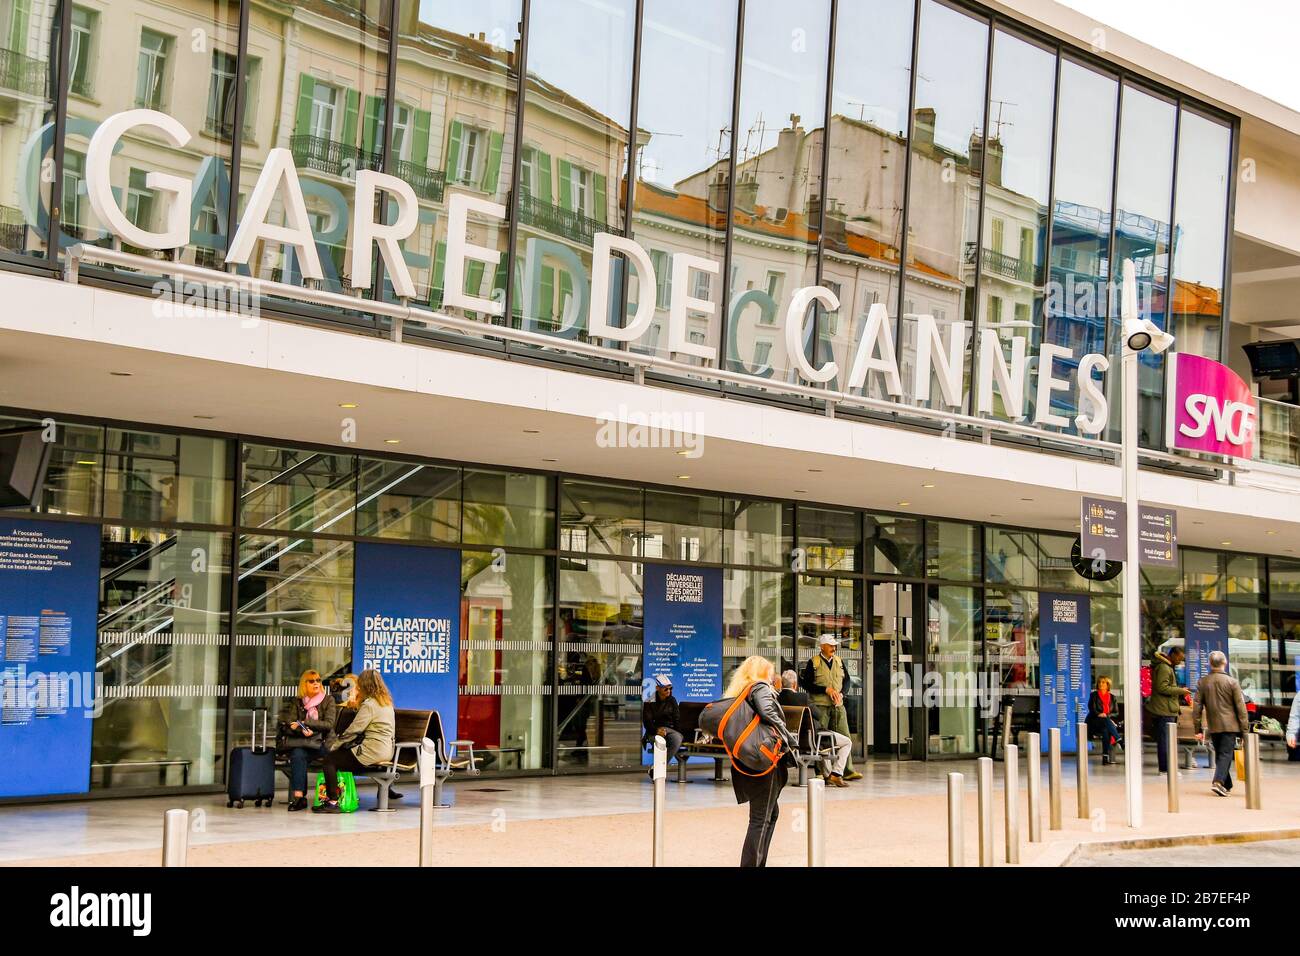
[227,710,275,808]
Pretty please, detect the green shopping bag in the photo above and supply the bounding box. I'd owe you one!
[312,771,359,813]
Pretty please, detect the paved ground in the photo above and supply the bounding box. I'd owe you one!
[1073,838,1300,867]
[2,751,1296,866]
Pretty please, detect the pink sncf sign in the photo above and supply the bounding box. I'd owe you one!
[1166,352,1257,459]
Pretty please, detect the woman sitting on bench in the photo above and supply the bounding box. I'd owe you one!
[278,670,337,812]
[314,670,395,814]
[1087,675,1122,765]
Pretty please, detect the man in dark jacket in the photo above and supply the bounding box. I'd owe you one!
[1192,651,1250,796]
[1145,645,1189,774]
[643,675,685,773]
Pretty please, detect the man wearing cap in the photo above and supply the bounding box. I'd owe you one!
[802,634,860,780]
[643,675,685,775]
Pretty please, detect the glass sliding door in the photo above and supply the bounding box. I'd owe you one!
[870,581,918,758]
[924,584,981,755]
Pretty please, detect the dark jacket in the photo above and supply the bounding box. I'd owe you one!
[1193,670,1250,734]
[731,682,799,805]
[1145,653,1188,718]
[277,695,337,747]
[642,695,680,738]
[778,688,817,731]
[1087,689,1119,723]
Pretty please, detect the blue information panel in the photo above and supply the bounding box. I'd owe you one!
[0,518,101,797]
[642,565,722,762]
[1038,592,1092,755]
[353,542,461,743]
[1185,603,1229,686]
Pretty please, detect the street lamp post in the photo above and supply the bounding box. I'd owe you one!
[1119,258,1174,830]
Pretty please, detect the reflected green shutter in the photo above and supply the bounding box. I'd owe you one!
[593,173,607,223]
[362,95,383,155]
[412,109,431,168]
[557,159,572,211]
[431,240,447,309]
[537,151,552,203]
[492,257,509,310]
[342,89,360,146]
[466,260,486,302]
[481,131,505,194]
[295,74,315,136]
[540,265,555,326]
[558,270,573,326]
[445,120,464,181]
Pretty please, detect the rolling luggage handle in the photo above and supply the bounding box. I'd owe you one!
[252,708,268,753]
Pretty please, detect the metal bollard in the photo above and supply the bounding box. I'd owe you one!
[1004,744,1020,864]
[1245,732,1262,810]
[1166,722,1180,813]
[1001,704,1013,758]
[807,776,826,867]
[1048,728,1062,830]
[1026,732,1042,843]
[652,735,667,865]
[947,772,964,867]
[1076,721,1090,819]
[161,808,190,867]
[418,737,437,867]
[977,756,994,867]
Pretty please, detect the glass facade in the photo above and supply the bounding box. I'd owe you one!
[0,0,1242,462]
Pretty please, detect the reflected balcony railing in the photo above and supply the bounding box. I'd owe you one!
[289,134,384,180]
[0,47,48,99]
[517,191,607,246]
[0,204,27,250]
[1257,396,1300,468]
[393,159,445,202]
[966,242,1035,284]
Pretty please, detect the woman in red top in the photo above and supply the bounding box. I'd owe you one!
[1087,675,1122,765]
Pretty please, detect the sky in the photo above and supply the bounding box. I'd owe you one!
[1056,0,1300,112]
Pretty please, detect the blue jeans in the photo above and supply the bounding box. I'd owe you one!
[286,747,316,794]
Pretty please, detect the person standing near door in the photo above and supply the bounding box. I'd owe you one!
[1146,644,1189,774]
[802,634,860,781]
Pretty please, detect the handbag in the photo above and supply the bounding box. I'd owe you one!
[698,682,788,778]
[276,720,325,752]
[312,771,359,812]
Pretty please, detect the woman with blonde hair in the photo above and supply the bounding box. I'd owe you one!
[314,669,396,813]
[724,655,799,867]
[277,669,337,811]
[1087,674,1122,765]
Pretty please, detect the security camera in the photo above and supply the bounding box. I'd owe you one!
[1123,316,1175,355]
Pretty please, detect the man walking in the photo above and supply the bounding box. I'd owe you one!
[1192,651,1250,796]
[1146,644,1189,774]
[801,634,860,781]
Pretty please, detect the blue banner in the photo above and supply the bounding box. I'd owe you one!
[0,519,100,797]
[1038,592,1092,755]
[642,565,722,763]
[1185,603,1229,686]
[353,542,461,743]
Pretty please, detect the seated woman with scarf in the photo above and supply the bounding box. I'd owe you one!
[277,669,337,811]
[1087,675,1123,765]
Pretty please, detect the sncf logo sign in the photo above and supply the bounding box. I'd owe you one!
[1166,353,1257,459]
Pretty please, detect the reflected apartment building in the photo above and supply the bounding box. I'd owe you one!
[0,0,1296,801]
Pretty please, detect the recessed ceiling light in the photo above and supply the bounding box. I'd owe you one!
[110,371,132,377]
[676,449,692,456]
[193,415,215,420]
[1020,497,1034,502]
[676,474,691,480]
[808,468,822,473]
[897,501,911,507]
[542,458,558,463]
[793,489,808,494]
[523,428,540,434]
[1267,531,1278,536]
[383,438,401,445]
[75,459,96,466]
[990,513,1003,518]
[1220,541,1232,546]
[338,402,358,409]
[922,482,936,489]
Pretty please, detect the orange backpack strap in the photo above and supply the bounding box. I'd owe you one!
[719,682,783,778]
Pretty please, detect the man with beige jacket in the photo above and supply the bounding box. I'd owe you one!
[1191,651,1250,797]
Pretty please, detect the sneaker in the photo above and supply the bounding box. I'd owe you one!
[1212,782,1229,797]
[311,800,341,814]
[843,771,863,781]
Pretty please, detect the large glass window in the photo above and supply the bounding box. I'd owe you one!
[460,549,553,771]
[0,0,59,260]
[1047,59,1117,431]
[392,1,520,320]
[866,514,924,577]
[925,584,980,755]
[978,30,1054,424]
[724,567,788,678]
[93,526,231,790]
[103,429,232,526]
[0,413,102,517]
[355,458,460,542]
[1114,84,1176,447]
[62,1,239,272]
[644,489,722,563]
[724,497,789,568]
[560,479,642,557]
[513,0,634,343]
[239,0,387,294]
[628,0,736,364]
[900,0,987,410]
[463,469,554,549]
[725,0,830,384]
[1170,109,1232,361]
[821,0,913,397]
[239,445,356,536]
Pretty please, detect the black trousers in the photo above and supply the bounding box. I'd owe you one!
[1211,731,1238,789]
[1152,715,1178,772]
[322,747,365,801]
[740,770,784,868]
